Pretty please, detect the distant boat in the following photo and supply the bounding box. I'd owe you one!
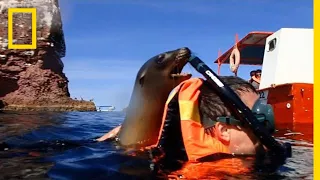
[96,106,116,112]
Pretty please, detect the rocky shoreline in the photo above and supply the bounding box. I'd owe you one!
[0,0,96,111]
[1,99,96,112]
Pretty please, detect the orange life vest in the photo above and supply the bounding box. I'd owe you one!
[155,78,230,162]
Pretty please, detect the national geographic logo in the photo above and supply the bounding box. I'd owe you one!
[7,8,37,50]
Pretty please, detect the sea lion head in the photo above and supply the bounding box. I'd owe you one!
[118,47,192,148]
[137,47,192,89]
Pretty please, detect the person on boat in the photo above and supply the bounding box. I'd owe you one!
[249,69,261,90]
[97,76,274,163]
[255,69,262,83]
[249,70,256,83]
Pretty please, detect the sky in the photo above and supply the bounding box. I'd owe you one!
[57,0,313,110]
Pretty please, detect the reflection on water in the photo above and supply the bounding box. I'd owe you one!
[0,111,313,179]
[0,112,61,141]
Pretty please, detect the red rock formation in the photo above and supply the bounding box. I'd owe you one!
[0,0,96,111]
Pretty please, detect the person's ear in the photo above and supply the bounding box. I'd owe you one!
[215,122,231,145]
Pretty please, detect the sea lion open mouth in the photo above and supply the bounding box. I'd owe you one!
[170,47,192,79]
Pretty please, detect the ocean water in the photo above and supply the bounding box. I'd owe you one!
[0,111,313,180]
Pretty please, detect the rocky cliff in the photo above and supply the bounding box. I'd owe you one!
[0,0,96,111]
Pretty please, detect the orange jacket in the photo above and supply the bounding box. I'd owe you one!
[156,78,230,162]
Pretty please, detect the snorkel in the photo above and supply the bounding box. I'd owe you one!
[187,55,292,162]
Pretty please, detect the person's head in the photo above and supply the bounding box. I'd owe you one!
[250,70,256,78]
[255,69,262,79]
[199,76,268,156]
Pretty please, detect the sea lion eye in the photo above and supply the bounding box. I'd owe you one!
[156,54,165,64]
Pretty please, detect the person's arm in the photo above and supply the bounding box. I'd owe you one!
[96,125,121,142]
[252,76,260,83]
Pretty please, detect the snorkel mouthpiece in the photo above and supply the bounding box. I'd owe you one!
[187,55,292,161]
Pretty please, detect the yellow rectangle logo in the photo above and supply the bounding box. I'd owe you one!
[8,8,37,50]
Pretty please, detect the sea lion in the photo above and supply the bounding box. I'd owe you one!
[118,47,192,148]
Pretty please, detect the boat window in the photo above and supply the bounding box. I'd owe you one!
[268,38,277,52]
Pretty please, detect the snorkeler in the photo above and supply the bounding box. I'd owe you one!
[98,55,290,177]
[97,76,274,158]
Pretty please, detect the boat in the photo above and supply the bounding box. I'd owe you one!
[96,106,116,112]
[214,28,313,130]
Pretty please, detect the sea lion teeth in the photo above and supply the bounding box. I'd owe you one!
[171,72,192,77]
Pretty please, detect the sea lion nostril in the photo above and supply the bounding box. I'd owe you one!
[179,47,191,54]
[177,48,191,60]
[180,47,190,51]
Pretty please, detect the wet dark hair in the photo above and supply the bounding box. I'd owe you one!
[198,76,258,123]
[256,69,262,74]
